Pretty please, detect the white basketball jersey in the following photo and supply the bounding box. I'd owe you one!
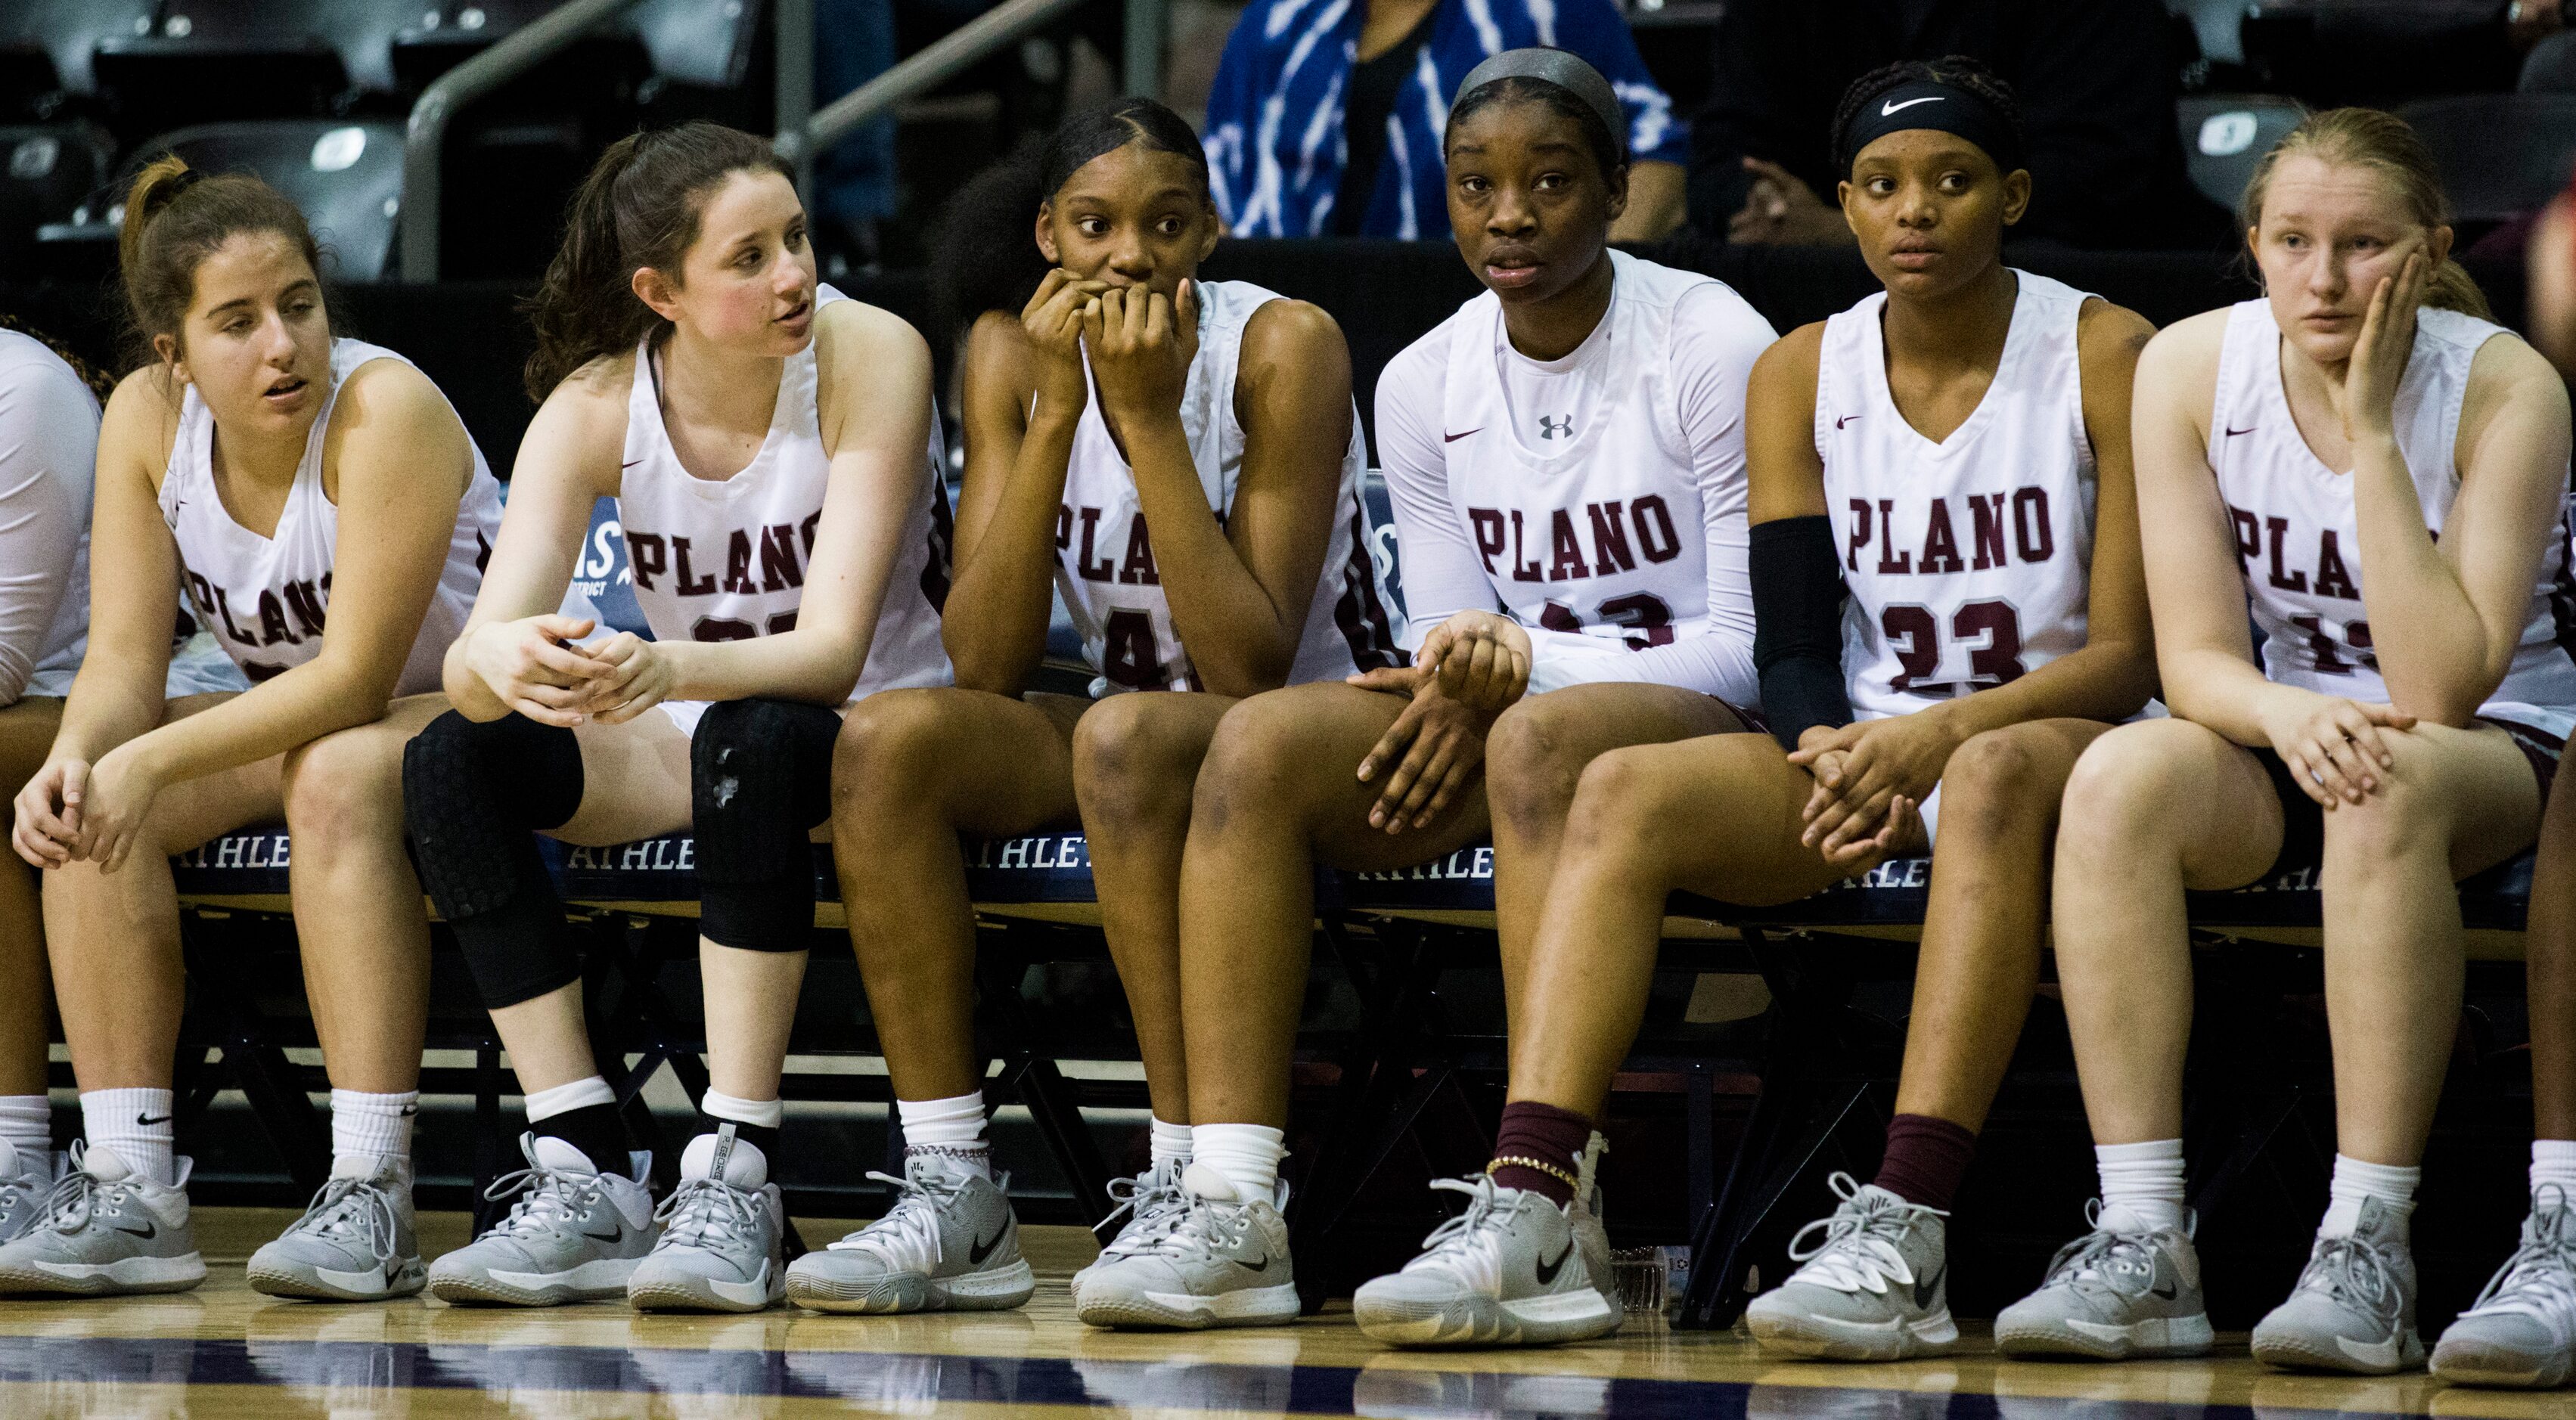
[1432,250,1753,680]
[2209,298,2576,730]
[1057,278,1399,693]
[159,338,499,694]
[1820,271,2100,719]
[618,284,954,730]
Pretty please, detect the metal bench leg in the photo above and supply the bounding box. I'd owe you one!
[182,919,329,1192]
[973,944,1113,1224]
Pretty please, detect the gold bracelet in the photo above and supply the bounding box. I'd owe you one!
[1486,1155,1579,1187]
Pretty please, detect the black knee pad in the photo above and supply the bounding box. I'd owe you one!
[403,710,587,1007]
[691,698,838,950]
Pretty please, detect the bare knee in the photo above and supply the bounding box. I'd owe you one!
[1485,696,1591,843]
[281,721,407,849]
[1190,696,1333,838]
[2320,735,2445,870]
[831,689,959,816]
[1934,727,2065,852]
[2058,722,2210,866]
[1072,694,1206,829]
[1560,744,1699,870]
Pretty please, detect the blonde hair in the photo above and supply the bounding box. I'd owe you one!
[2238,107,2490,321]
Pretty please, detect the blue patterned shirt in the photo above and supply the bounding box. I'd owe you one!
[1204,0,1687,240]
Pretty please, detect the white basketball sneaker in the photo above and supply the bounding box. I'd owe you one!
[0,1143,205,1296]
[1746,1173,1958,1360]
[1994,1202,2213,1360]
[425,1133,659,1306]
[785,1153,1035,1313]
[1072,1158,1189,1308]
[628,1126,787,1313]
[2249,1198,2422,1374]
[1352,1167,1621,1348]
[1074,1163,1301,1330]
[246,1153,426,1301]
[2431,1186,2576,1388]
[0,1136,63,1244]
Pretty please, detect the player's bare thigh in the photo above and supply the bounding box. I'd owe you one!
[1573,731,1851,907]
[1202,681,1494,875]
[1487,681,1746,807]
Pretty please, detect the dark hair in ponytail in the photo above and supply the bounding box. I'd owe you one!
[933,98,1210,333]
[523,121,794,402]
[117,153,328,371]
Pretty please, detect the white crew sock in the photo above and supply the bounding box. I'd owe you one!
[0,1094,49,1160]
[701,1089,784,1130]
[329,1088,418,1170]
[2095,1138,2188,1234]
[2535,1139,2576,1201]
[1191,1122,1286,1201]
[2321,1153,2419,1239]
[1150,1116,1192,1174]
[522,1075,616,1121]
[81,1087,175,1186]
[897,1091,990,1178]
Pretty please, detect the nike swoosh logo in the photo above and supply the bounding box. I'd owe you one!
[1913,1260,1945,1310]
[2225,425,2256,437]
[115,1222,157,1240]
[2335,1332,2402,1367]
[582,1226,623,1244]
[622,458,644,469]
[137,1115,172,1127]
[968,1227,1005,1266]
[1882,97,1943,115]
[1444,428,1482,443]
[2151,1282,2178,1300]
[708,1262,773,1306]
[1536,1242,1574,1286]
[1836,414,1863,429]
[1237,1253,1274,1273]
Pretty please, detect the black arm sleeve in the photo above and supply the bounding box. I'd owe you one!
[1751,514,1852,752]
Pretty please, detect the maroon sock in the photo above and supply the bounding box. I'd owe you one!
[1489,1101,1594,1207]
[1873,1114,1977,1210]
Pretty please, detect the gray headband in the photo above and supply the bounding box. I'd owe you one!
[1452,48,1627,162]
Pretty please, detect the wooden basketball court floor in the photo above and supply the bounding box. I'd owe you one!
[1,1210,2568,1419]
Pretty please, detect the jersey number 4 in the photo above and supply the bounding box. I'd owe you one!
[1882,600,2026,693]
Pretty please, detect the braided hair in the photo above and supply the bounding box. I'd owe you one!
[0,313,114,402]
[1829,56,2026,174]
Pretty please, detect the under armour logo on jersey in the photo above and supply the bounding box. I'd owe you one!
[1538,415,1573,440]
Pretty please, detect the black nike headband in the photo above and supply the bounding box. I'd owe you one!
[1839,79,2025,177]
[1453,48,1628,163]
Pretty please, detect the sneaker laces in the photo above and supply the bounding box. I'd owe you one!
[480,1164,613,1242]
[833,1158,973,1270]
[654,1174,765,1252]
[2461,1191,2576,1326]
[281,1175,401,1264]
[2038,1205,2166,1298]
[37,1146,144,1236]
[2292,1229,2404,1324]
[1140,1189,1257,1263]
[1094,1167,1184,1260]
[1783,1172,1942,1296]
[1400,1174,1540,1291]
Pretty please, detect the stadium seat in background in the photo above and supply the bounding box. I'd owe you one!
[2524,28,2576,92]
[2169,0,2249,67]
[2240,0,2523,107]
[39,120,408,281]
[0,0,159,106]
[92,2,378,137]
[2174,94,2305,213]
[2401,92,2576,225]
[0,122,113,268]
[628,0,765,91]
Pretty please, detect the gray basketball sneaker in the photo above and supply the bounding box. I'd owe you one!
[0,1136,62,1244]
[628,1126,787,1313]
[0,1143,205,1296]
[246,1153,426,1301]
[426,1133,659,1306]
[1746,1172,1957,1360]
[2432,1187,2576,1388]
[2251,1198,2423,1374]
[786,1152,1035,1313]
[1071,1159,1190,1308]
[1353,1167,1619,1348]
[1994,1202,2212,1359]
[1075,1163,1300,1330]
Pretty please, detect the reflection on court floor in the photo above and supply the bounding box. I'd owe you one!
[0,1217,2565,1418]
